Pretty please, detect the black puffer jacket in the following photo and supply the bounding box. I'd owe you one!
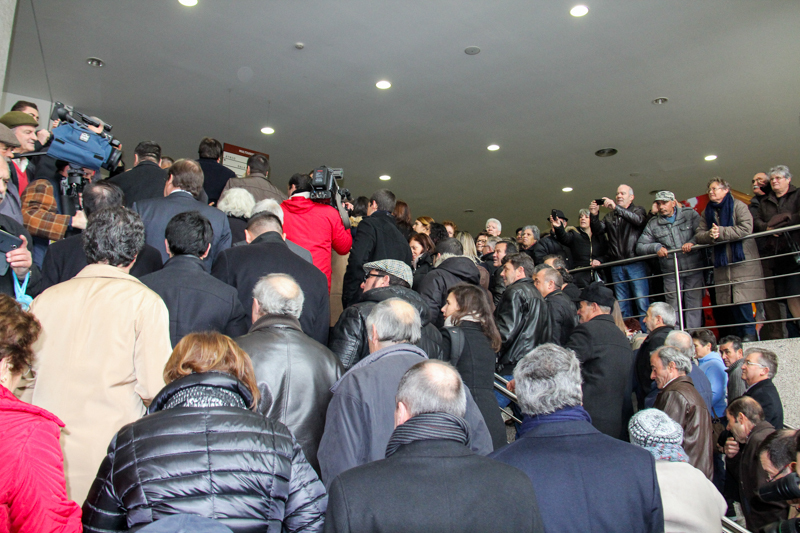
[81,373,327,533]
[590,203,648,261]
[495,278,552,373]
[328,285,444,369]
[417,255,481,328]
[235,314,343,474]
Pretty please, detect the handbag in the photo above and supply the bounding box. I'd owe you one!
[711,405,726,454]
[784,233,800,266]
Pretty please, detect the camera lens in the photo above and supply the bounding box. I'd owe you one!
[759,473,800,502]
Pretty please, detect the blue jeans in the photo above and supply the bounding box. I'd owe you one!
[611,262,650,321]
[730,303,756,337]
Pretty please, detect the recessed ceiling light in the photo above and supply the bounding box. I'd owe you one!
[652,97,669,105]
[179,0,198,6]
[704,155,717,161]
[562,187,574,192]
[570,5,589,17]
[595,148,618,157]
[86,57,104,68]
[376,80,391,89]
[379,175,391,181]
[260,127,275,135]
[464,209,475,213]
[464,46,481,55]
[487,144,500,151]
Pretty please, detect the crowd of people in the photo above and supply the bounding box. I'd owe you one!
[0,100,798,532]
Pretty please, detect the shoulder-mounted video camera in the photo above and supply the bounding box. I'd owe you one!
[310,166,351,230]
[47,102,122,173]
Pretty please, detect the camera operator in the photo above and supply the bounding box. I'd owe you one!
[20,160,89,266]
[281,172,352,291]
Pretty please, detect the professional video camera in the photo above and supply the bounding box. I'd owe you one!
[310,165,352,229]
[757,472,800,533]
[12,102,122,215]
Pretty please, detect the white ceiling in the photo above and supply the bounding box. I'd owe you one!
[5,0,800,233]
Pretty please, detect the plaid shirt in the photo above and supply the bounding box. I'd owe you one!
[21,179,70,241]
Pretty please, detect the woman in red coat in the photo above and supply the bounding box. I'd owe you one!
[0,294,82,532]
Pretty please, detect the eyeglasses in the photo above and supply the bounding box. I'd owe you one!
[743,360,767,368]
[363,272,384,282]
[767,463,794,483]
[707,186,727,193]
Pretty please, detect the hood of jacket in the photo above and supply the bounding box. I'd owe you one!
[361,285,432,326]
[435,256,480,284]
[281,195,317,216]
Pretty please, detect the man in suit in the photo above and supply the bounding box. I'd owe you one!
[108,141,168,207]
[490,343,664,533]
[211,212,330,345]
[133,159,231,269]
[40,181,162,290]
[235,273,342,474]
[741,347,784,430]
[324,359,544,533]
[196,137,235,205]
[342,189,412,308]
[566,282,634,440]
[140,211,248,347]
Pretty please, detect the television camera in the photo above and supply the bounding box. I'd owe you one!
[310,165,352,229]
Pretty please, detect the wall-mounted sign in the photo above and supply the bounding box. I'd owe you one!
[222,143,269,177]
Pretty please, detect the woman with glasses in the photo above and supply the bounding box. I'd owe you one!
[0,294,82,532]
[696,177,765,341]
[753,165,800,331]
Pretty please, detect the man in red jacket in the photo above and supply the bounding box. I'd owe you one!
[281,172,352,290]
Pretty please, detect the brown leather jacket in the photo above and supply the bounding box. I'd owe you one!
[654,375,714,480]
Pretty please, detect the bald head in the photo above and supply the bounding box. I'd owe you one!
[616,184,635,208]
[395,360,467,425]
[665,330,694,359]
[252,273,304,320]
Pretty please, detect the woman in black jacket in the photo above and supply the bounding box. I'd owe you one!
[409,232,436,291]
[82,332,326,533]
[440,284,507,450]
[552,209,608,287]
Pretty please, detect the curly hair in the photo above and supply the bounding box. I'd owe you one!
[0,295,41,375]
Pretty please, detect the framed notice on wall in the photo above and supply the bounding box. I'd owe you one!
[221,143,269,177]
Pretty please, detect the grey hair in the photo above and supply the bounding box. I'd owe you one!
[534,264,563,287]
[744,347,778,379]
[252,198,284,224]
[769,165,793,181]
[620,184,634,196]
[653,346,692,375]
[707,177,731,190]
[252,273,304,319]
[396,360,466,418]
[523,225,540,241]
[484,236,499,251]
[217,188,256,218]
[486,218,502,232]
[513,343,583,416]
[648,302,676,327]
[665,330,694,359]
[578,208,591,218]
[366,298,421,344]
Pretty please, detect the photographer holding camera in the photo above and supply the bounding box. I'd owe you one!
[282,172,352,291]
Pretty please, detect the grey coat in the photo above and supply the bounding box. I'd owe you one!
[696,198,765,305]
[636,206,703,273]
[726,358,747,402]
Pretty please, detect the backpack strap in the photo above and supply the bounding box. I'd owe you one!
[442,326,465,367]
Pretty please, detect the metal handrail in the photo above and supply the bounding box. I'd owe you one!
[570,222,800,272]
[721,516,751,533]
[494,374,522,424]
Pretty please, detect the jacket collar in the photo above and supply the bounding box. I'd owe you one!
[135,160,160,169]
[148,372,253,414]
[661,374,694,392]
[167,190,195,200]
[162,254,206,271]
[656,205,689,224]
[249,313,302,333]
[387,438,473,459]
[251,231,288,246]
[75,263,140,282]
[0,385,65,427]
[519,419,599,439]
[331,343,428,392]
[510,277,534,287]
[766,184,797,204]
[245,172,267,180]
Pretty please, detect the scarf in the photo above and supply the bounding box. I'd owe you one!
[644,443,690,463]
[385,412,470,458]
[518,405,592,435]
[706,192,745,267]
[164,385,247,410]
[444,312,482,327]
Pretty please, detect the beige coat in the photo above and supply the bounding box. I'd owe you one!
[25,264,172,503]
[696,198,766,305]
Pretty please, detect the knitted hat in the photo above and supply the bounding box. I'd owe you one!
[0,124,21,147]
[628,408,683,447]
[0,111,38,129]
[654,190,676,203]
[363,259,413,287]
[579,281,616,309]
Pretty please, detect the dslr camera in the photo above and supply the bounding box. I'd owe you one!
[757,472,800,533]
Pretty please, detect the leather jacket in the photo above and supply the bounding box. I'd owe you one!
[544,289,578,346]
[328,285,444,370]
[653,375,714,480]
[235,314,343,473]
[591,203,648,261]
[495,278,552,373]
